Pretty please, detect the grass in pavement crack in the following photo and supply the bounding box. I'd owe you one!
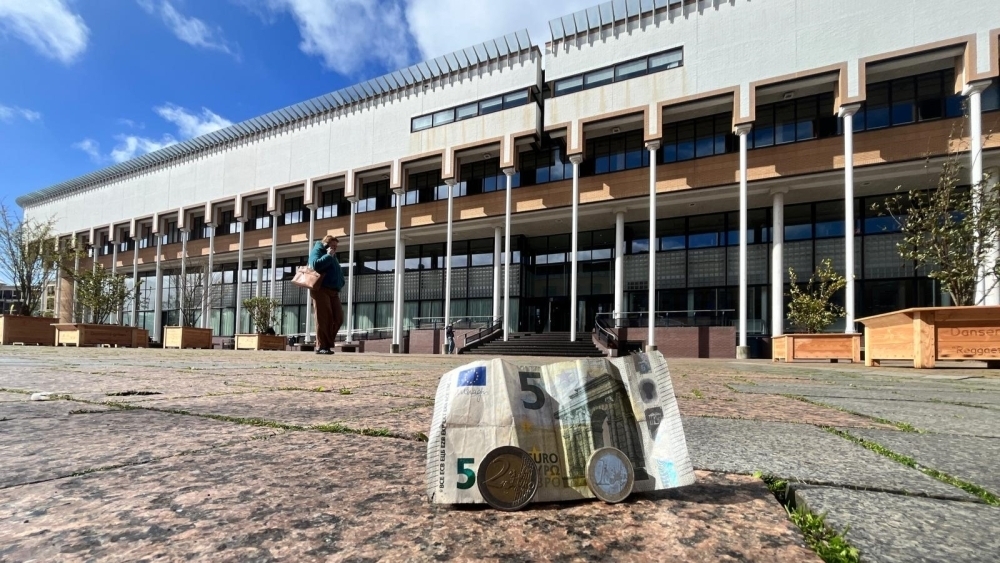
[784,395,921,432]
[825,427,1000,506]
[752,471,859,563]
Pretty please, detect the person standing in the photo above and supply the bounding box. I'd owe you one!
[308,235,345,355]
[445,324,455,354]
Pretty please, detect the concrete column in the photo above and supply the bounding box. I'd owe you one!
[397,237,407,350]
[304,204,316,341]
[502,167,515,341]
[111,233,119,324]
[569,154,584,342]
[645,141,660,351]
[392,187,404,351]
[614,210,626,325]
[270,211,279,300]
[71,237,80,323]
[255,258,264,298]
[153,231,163,343]
[964,80,996,305]
[204,223,215,330]
[444,179,456,329]
[131,233,139,327]
[735,124,753,359]
[346,198,357,341]
[235,218,245,335]
[54,260,62,321]
[839,104,861,330]
[180,228,189,323]
[771,189,786,337]
[493,226,502,323]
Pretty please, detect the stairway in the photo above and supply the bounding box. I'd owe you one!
[462,331,606,357]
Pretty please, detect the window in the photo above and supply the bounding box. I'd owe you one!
[749,92,836,149]
[460,158,515,195]
[408,170,446,203]
[456,103,478,120]
[856,69,962,132]
[479,96,503,115]
[411,115,432,132]
[281,196,307,226]
[162,220,182,245]
[503,91,529,109]
[432,108,455,126]
[216,210,239,236]
[519,144,572,186]
[247,204,271,231]
[190,216,206,241]
[316,188,350,219]
[582,130,649,176]
[357,180,392,213]
[411,88,534,132]
[552,47,683,98]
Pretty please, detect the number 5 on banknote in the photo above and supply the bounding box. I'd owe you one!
[457,458,476,489]
[519,372,545,410]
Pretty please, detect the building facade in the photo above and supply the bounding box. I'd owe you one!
[16,0,1000,357]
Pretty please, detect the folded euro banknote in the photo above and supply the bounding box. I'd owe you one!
[426,351,694,509]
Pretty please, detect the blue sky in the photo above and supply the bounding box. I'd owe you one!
[0,0,597,212]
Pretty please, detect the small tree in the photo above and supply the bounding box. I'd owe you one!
[786,258,847,333]
[0,201,72,316]
[74,265,138,325]
[165,262,220,328]
[242,296,278,334]
[873,158,1000,306]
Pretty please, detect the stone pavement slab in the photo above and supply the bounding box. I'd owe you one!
[683,417,975,500]
[731,383,1000,407]
[803,397,1000,437]
[136,389,433,428]
[0,409,279,488]
[792,486,1000,563]
[0,431,818,563]
[0,399,112,420]
[841,428,1000,495]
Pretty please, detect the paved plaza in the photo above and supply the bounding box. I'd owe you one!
[1,348,999,562]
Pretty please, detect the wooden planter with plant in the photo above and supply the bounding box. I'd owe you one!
[163,326,213,349]
[859,158,1000,368]
[163,262,214,349]
[235,296,285,351]
[0,314,57,345]
[55,264,145,347]
[773,259,861,363]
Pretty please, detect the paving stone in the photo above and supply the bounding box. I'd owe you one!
[802,397,1000,437]
[840,429,1000,495]
[0,399,111,420]
[731,383,1000,406]
[0,391,28,402]
[0,409,278,488]
[0,432,817,563]
[683,417,975,500]
[792,486,1000,563]
[136,389,433,427]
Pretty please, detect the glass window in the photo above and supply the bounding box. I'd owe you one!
[785,204,812,241]
[648,49,682,72]
[432,108,455,126]
[891,77,916,125]
[676,122,695,161]
[983,80,999,112]
[503,90,529,108]
[657,218,686,250]
[814,201,844,238]
[694,116,716,158]
[774,101,796,145]
[615,59,647,81]
[688,214,724,248]
[795,96,818,141]
[584,67,614,88]
[411,115,432,132]
[479,96,503,115]
[916,73,944,120]
[753,105,774,148]
[456,103,478,120]
[865,82,890,129]
[554,76,584,96]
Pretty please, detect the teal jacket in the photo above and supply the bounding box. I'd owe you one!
[308,241,345,290]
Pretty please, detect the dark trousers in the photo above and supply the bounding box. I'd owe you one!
[311,287,343,350]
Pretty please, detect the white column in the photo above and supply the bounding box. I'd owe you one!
[645,141,660,351]
[397,237,407,348]
[153,231,163,343]
[570,154,583,342]
[964,80,996,305]
[235,218,245,334]
[493,226,502,322]
[614,210,625,326]
[502,167,514,341]
[255,258,264,298]
[270,212,279,300]
[304,204,316,341]
[71,237,80,323]
[54,260,62,321]
[771,189,786,337]
[839,104,860,330]
[111,233,119,324]
[444,179,456,330]
[735,124,752,359]
[180,228,188,323]
[346,198,357,341]
[204,223,215,330]
[392,188,404,351]
[131,234,139,327]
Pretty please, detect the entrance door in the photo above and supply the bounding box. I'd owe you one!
[548,297,570,332]
[579,295,613,333]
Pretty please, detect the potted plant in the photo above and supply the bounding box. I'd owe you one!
[772,258,861,363]
[859,157,1000,368]
[0,202,72,345]
[163,262,215,349]
[55,264,147,347]
[235,296,285,350]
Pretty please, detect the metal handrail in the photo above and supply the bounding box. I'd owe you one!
[412,315,495,330]
[594,314,618,349]
[464,317,503,348]
[599,309,738,329]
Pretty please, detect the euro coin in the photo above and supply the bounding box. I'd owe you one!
[586,447,634,503]
[477,446,538,511]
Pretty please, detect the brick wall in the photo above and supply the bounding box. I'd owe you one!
[409,328,440,354]
[363,335,408,354]
[615,325,735,359]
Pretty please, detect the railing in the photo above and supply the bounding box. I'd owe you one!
[287,326,408,344]
[598,309,739,329]
[464,317,503,349]
[594,314,618,349]
[412,316,496,330]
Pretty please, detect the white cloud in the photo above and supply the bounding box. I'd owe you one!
[138,0,239,58]
[0,103,42,123]
[404,0,595,60]
[74,103,231,164]
[154,104,232,138]
[245,0,418,76]
[0,0,89,64]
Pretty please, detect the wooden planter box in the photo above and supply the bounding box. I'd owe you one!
[234,333,286,351]
[772,333,861,363]
[0,315,57,346]
[54,323,145,348]
[163,326,213,349]
[858,306,1000,369]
